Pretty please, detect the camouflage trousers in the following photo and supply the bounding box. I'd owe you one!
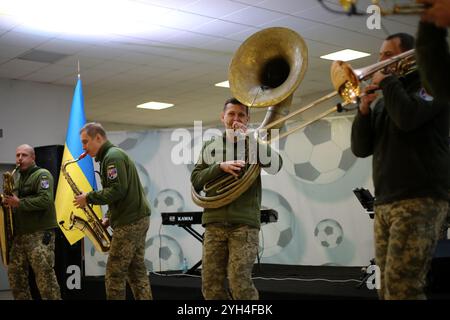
[202,223,259,300]
[438,201,450,240]
[438,190,450,240]
[106,216,152,300]
[374,197,448,300]
[8,230,61,300]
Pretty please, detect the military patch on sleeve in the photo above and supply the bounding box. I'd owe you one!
[418,88,434,102]
[40,178,50,189]
[107,164,118,180]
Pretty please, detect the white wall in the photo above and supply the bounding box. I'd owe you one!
[0,78,72,164]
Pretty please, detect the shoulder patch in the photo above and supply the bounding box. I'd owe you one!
[40,178,50,189]
[418,88,434,102]
[107,164,118,180]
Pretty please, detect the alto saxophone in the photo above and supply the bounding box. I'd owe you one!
[0,165,19,265]
[60,152,111,252]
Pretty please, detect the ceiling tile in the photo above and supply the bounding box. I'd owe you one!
[0,44,31,59]
[0,59,46,78]
[36,38,91,55]
[182,0,248,18]
[0,15,20,30]
[223,6,285,25]
[0,30,51,47]
[258,0,318,13]
[158,11,216,30]
[191,19,248,37]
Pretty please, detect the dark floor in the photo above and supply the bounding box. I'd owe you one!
[5,262,450,300]
[70,263,449,300]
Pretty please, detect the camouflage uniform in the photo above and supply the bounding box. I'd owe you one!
[87,141,152,300]
[105,216,152,300]
[374,197,448,300]
[8,231,60,300]
[351,60,449,300]
[202,224,259,300]
[191,134,282,300]
[8,165,61,300]
[438,202,450,240]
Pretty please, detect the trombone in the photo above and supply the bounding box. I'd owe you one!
[372,0,428,15]
[255,48,416,143]
[338,0,428,15]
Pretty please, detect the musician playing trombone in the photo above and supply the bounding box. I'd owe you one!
[73,122,152,300]
[2,144,61,300]
[191,97,282,300]
[351,33,449,299]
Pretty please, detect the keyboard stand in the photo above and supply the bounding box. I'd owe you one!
[180,226,204,275]
[161,209,278,275]
[181,225,203,243]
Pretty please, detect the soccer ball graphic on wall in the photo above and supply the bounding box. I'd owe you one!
[145,234,184,272]
[153,189,185,213]
[89,244,108,269]
[135,161,151,197]
[108,131,147,151]
[314,219,344,248]
[282,118,357,184]
[259,189,295,257]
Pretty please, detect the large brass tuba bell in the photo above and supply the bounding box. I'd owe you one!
[191,27,308,209]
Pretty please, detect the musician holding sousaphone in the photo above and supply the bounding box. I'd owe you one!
[191,97,283,300]
[1,144,61,300]
[190,26,311,300]
[350,33,449,299]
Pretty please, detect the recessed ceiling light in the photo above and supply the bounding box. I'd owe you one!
[320,49,370,62]
[215,81,229,88]
[136,101,174,110]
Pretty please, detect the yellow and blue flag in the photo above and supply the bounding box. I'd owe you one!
[55,77,102,244]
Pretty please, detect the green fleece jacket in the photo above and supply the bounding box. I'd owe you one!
[191,134,282,228]
[351,71,449,205]
[86,141,150,228]
[13,165,57,235]
[416,22,450,101]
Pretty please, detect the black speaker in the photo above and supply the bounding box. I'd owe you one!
[34,145,64,191]
[33,145,83,300]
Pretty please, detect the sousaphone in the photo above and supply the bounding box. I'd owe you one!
[191,27,308,208]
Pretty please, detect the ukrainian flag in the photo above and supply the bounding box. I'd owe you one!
[55,77,102,244]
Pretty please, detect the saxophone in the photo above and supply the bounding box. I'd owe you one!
[0,165,19,265]
[60,152,111,253]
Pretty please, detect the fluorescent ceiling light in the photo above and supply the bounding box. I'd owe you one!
[215,81,229,88]
[137,102,174,110]
[0,0,167,36]
[320,49,370,62]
